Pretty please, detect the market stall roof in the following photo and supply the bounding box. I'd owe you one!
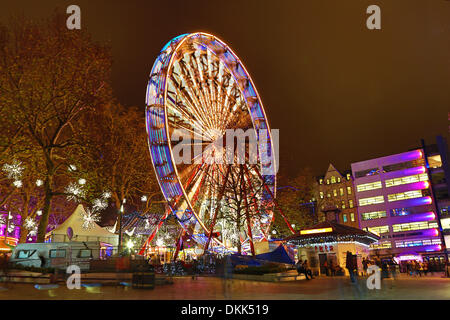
[0,240,13,252]
[283,221,380,246]
[46,204,118,245]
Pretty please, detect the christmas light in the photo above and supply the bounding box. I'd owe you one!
[80,209,101,230]
[2,160,24,180]
[24,217,36,230]
[101,191,111,199]
[65,182,86,202]
[36,210,42,216]
[78,178,86,185]
[13,180,22,188]
[68,164,77,172]
[141,195,148,202]
[92,198,108,211]
[36,179,43,187]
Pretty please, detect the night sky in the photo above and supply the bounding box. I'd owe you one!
[2,0,450,176]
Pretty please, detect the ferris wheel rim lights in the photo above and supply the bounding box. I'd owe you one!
[145,32,277,252]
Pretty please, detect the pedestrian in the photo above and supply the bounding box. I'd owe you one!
[303,260,314,279]
[406,261,412,276]
[423,261,429,276]
[329,260,335,277]
[346,251,356,283]
[323,259,328,276]
[362,257,368,276]
[222,255,233,298]
[381,260,389,279]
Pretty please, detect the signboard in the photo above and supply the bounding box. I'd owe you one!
[314,245,335,253]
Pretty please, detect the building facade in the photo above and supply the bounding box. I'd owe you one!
[315,164,359,228]
[423,136,450,259]
[351,149,443,260]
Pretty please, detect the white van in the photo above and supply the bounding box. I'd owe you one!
[10,241,110,271]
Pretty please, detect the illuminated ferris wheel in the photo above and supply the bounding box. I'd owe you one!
[144,32,282,254]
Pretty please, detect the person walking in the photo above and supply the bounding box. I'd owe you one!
[302,260,314,280]
[362,257,369,276]
[323,259,329,276]
[346,251,356,283]
[222,255,233,298]
[329,260,336,277]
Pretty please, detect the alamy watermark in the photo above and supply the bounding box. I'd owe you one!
[366,265,381,290]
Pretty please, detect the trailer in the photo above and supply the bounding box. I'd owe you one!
[10,241,113,271]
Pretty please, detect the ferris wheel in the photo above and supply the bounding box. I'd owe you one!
[144,32,286,254]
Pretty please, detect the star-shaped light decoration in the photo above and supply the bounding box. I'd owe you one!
[2,160,24,180]
[24,217,37,230]
[80,209,101,230]
[101,191,111,199]
[65,182,86,202]
[92,198,108,211]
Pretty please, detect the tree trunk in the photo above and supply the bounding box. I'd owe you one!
[37,176,53,242]
[18,194,30,243]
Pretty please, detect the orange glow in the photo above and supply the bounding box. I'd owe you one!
[300,227,333,235]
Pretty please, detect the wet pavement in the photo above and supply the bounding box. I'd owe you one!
[0,274,450,300]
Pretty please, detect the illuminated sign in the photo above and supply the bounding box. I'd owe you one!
[300,227,333,235]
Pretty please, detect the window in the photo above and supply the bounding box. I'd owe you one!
[387,190,423,202]
[16,250,35,259]
[78,249,92,258]
[333,189,337,197]
[382,159,425,173]
[349,200,354,208]
[343,214,347,223]
[326,179,330,185]
[340,188,344,196]
[347,187,352,195]
[385,173,428,188]
[359,195,384,206]
[350,213,355,222]
[49,249,66,258]
[327,193,331,198]
[367,225,389,235]
[390,206,426,217]
[362,210,387,220]
[346,173,351,180]
[331,176,336,184]
[319,192,324,199]
[356,181,382,192]
[392,221,438,233]
[319,179,323,185]
[355,168,380,178]
[370,241,392,249]
[341,200,346,209]
[337,177,341,183]
[395,238,441,248]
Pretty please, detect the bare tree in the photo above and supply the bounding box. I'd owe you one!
[0,13,112,241]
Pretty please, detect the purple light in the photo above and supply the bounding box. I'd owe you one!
[400,150,423,162]
[422,228,439,237]
[425,244,442,252]
[408,212,436,222]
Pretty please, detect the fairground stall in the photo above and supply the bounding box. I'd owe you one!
[284,221,379,276]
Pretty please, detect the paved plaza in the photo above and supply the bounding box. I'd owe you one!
[0,274,449,300]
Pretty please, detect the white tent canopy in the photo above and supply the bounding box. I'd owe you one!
[46,204,118,246]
